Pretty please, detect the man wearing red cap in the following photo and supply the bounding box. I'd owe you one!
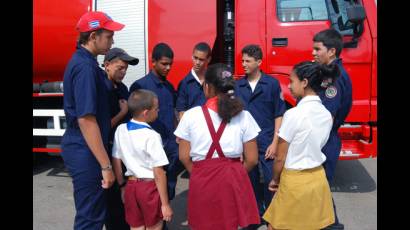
[61,11,124,230]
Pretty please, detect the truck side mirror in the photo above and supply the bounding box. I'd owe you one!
[340,4,366,48]
[347,4,366,24]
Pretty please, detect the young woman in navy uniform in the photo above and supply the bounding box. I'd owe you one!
[174,63,261,229]
[262,61,340,230]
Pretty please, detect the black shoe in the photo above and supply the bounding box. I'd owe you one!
[322,223,344,230]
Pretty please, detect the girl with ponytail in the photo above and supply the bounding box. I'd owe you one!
[174,63,261,229]
[262,61,339,230]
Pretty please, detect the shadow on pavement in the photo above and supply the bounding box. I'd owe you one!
[168,190,189,230]
[330,159,376,193]
[33,154,70,177]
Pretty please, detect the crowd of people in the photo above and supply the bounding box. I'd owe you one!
[61,11,352,230]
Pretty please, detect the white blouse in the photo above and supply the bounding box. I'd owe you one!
[278,95,332,170]
[174,107,261,161]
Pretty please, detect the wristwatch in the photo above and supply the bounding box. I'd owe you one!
[101,164,113,171]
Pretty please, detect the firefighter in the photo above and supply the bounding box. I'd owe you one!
[312,29,353,230]
[174,63,260,229]
[102,47,139,230]
[176,42,211,120]
[129,43,182,203]
[235,44,286,228]
[61,11,124,230]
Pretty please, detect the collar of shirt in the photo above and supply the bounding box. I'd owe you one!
[297,95,322,106]
[76,43,99,65]
[190,68,202,84]
[237,73,269,87]
[127,119,152,130]
[205,96,218,112]
[148,71,166,86]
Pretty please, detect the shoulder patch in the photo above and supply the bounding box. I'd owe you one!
[325,86,337,98]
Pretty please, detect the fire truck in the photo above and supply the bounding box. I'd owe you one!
[33,0,377,159]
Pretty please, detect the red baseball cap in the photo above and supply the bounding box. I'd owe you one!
[76,11,125,32]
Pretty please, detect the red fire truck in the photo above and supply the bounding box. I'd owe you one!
[33,0,377,159]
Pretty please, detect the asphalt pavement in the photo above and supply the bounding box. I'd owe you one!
[33,155,376,230]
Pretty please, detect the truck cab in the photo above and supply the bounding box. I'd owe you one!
[33,0,377,159]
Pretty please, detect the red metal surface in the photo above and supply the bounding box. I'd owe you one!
[234,0,267,75]
[33,148,61,153]
[148,0,217,89]
[33,0,91,84]
[33,93,64,97]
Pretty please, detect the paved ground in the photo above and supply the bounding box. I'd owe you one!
[33,155,376,230]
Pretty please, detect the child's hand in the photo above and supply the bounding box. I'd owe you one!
[161,204,173,222]
[268,179,279,192]
[120,187,125,203]
[118,99,128,114]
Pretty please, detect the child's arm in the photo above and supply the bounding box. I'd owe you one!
[110,99,128,128]
[112,157,126,202]
[243,138,258,172]
[153,167,173,222]
[178,139,193,173]
[265,116,283,159]
[269,137,289,192]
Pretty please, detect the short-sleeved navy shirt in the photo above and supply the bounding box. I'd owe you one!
[319,58,353,131]
[106,78,130,143]
[62,45,112,151]
[235,73,286,152]
[129,71,178,153]
[176,71,206,112]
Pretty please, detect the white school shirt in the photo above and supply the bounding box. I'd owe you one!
[278,95,332,170]
[174,106,261,161]
[112,119,169,178]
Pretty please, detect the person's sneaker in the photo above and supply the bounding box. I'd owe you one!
[322,223,344,230]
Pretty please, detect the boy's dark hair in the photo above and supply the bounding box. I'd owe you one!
[152,43,174,61]
[241,44,263,60]
[128,89,158,117]
[313,29,343,58]
[193,42,212,58]
[78,29,104,45]
[293,61,340,94]
[205,63,244,122]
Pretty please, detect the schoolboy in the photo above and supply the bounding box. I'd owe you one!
[112,89,173,230]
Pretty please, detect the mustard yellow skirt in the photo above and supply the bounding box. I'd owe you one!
[262,166,334,230]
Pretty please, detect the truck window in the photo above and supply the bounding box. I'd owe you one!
[332,0,355,35]
[277,0,328,22]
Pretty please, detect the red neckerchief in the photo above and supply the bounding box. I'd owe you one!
[205,96,218,113]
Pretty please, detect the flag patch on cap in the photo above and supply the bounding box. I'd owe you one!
[89,20,100,29]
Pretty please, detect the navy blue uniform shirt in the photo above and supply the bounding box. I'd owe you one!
[62,44,112,150]
[319,58,353,131]
[235,73,286,152]
[106,78,130,143]
[129,71,178,152]
[176,70,206,112]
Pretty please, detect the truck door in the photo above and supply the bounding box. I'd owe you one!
[265,0,373,123]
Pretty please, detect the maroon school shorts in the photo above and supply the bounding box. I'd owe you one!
[123,179,163,227]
